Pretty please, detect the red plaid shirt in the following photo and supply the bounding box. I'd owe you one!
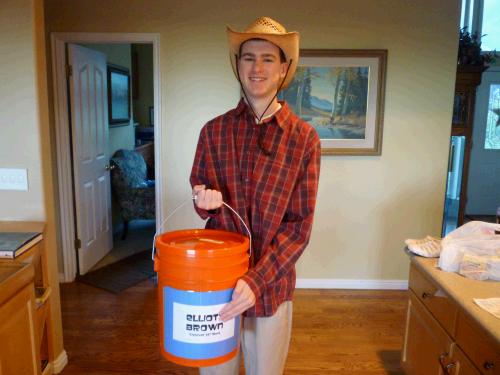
[190,99,321,317]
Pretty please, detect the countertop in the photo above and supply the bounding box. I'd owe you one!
[410,255,500,346]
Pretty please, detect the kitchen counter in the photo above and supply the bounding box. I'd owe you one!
[410,255,500,346]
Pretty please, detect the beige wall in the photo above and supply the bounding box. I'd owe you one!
[0,0,45,220]
[44,0,460,281]
[1,0,65,364]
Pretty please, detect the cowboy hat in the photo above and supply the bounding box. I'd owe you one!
[227,16,299,89]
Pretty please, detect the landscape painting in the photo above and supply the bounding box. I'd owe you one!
[280,50,387,155]
[281,66,368,139]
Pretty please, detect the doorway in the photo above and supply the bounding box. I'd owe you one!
[464,68,500,221]
[75,43,156,274]
[442,66,500,235]
[51,33,164,282]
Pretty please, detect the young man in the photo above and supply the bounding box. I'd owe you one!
[190,16,321,375]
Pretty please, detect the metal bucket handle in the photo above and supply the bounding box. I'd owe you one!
[151,196,252,261]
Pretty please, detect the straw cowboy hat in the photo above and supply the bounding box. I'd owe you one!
[227,16,299,89]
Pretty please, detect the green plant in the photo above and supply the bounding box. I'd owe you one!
[458,27,497,67]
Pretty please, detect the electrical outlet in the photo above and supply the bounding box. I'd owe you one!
[0,168,28,191]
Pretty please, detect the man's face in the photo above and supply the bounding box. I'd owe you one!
[238,39,287,103]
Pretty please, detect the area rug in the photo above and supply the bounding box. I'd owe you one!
[77,250,155,294]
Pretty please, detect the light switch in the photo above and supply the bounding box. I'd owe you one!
[0,168,28,191]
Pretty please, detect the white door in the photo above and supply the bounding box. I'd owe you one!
[68,44,113,274]
[466,68,500,215]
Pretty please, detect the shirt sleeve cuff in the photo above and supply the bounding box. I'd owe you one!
[241,269,265,299]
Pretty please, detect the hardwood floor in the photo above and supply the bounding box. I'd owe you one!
[59,280,407,374]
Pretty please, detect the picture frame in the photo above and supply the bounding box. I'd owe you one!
[280,49,387,155]
[107,64,131,126]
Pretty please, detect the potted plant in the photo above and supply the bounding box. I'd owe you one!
[458,27,497,69]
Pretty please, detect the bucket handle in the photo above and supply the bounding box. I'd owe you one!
[151,196,252,261]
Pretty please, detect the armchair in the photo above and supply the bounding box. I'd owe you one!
[110,149,155,239]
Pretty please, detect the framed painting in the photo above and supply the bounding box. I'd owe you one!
[107,64,131,126]
[280,49,387,155]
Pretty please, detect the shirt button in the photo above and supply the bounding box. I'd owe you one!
[245,178,250,182]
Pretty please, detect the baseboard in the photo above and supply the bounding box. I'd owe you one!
[296,278,408,290]
[52,350,68,374]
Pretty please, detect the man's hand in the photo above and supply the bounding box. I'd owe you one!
[219,279,256,322]
[192,184,223,210]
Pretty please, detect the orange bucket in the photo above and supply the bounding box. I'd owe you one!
[154,228,249,367]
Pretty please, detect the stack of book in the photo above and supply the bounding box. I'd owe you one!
[0,232,42,259]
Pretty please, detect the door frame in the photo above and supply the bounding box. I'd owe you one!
[51,33,163,282]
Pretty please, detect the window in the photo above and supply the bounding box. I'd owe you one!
[460,0,476,31]
[461,0,500,51]
[484,84,500,149]
[481,0,500,51]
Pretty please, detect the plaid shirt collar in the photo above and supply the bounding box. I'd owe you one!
[234,98,291,129]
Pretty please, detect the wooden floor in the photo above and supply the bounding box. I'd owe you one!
[59,280,407,374]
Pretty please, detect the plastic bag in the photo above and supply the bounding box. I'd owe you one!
[438,221,500,274]
[445,220,500,239]
[459,252,489,280]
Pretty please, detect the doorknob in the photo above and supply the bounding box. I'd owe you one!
[105,164,115,171]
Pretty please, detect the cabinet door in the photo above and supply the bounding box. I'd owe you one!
[448,343,481,375]
[401,291,453,375]
[0,284,41,375]
[455,312,500,375]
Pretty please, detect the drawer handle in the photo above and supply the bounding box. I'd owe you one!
[484,361,495,370]
[422,292,432,299]
[439,353,449,373]
[445,362,456,372]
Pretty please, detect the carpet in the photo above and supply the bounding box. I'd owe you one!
[77,250,155,294]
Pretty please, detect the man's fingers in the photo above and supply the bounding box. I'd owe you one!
[205,190,215,208]
[220,300,250,322]
[219,280,256,322]
[233,280,244,294]
[192,186,223,210]
[219,299,244,320]
[193,184,206,195]
[192,185,206,201]
[197,190,206,206]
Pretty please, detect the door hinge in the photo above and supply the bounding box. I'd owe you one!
[66,64,73,78]
[74,238,81,249]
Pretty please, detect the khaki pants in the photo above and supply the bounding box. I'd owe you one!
[199,301,293,375]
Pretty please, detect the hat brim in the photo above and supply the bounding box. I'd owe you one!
[227,26,299,89]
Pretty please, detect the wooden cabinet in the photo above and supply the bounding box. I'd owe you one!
[402,261,500,375]
[0,223,55,375]
[402,292,452,374]
[449,344,482,375]
[455,312,500,374]
[0,263,40,375]
[408,265,457,336]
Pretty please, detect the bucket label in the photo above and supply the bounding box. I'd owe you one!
[163,286,239,360]
[173,302,234,343]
